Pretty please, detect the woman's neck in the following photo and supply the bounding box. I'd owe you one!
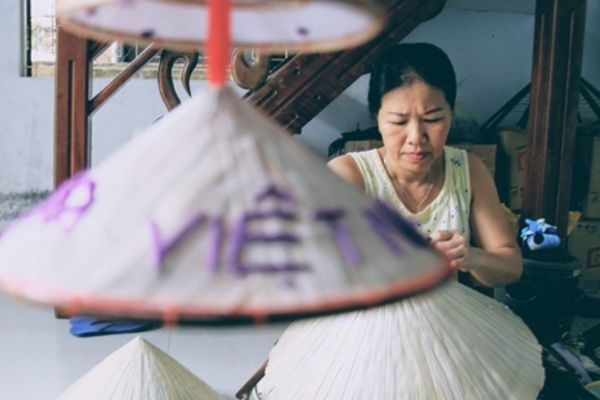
[383,151,444,187]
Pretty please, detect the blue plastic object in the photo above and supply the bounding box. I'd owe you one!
[69,316,162,337]
[520,218,561,251]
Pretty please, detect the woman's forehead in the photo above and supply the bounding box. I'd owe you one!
[380,83,449,112]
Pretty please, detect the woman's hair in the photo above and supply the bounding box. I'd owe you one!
[368,43,456,117]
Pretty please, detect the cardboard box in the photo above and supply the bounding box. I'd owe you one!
[497,129,528,210]
[568,220,600,298]
[342,139,383,153]
[495,126,598,213]
[583,136,600,219]
[452,143,497,178]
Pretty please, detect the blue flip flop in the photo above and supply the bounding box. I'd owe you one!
[69,316,162,337]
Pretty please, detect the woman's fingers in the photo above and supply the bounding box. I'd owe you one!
[430,230,471,270]
[432,231,463,250]
[430,229,453,243]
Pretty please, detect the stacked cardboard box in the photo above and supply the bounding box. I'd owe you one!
[452,143,497,178]
[583,136,600,219]
[568,220,600,298]
[497,129,528,210]
[575,135,600,297]
[495,128,600,296]
[342,139,383,154]
[497,128,600,215]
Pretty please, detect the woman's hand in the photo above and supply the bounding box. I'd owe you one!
[430,229,471,271]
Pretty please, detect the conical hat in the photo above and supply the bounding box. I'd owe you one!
[259,281,544,400]
[56,0,384,54]
[59,336,221,400]
[0,86,451,323]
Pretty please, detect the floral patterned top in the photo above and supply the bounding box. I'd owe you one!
[349,146,471,241]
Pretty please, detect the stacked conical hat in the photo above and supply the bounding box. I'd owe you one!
[258,280,545,400]
[0,86,451,323]
[59,336,221,400]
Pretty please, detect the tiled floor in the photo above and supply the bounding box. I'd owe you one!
[0,294,286,399]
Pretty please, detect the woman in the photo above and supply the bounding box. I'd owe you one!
[328,43,521,287]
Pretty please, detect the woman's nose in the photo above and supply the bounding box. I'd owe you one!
[407,121,427,144]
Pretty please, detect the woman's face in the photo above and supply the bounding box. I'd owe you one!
[376,80,452,175]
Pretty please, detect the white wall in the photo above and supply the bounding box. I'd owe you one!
[0,1,54,193]
[1,2,599,193]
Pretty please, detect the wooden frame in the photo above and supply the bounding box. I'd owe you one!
[523,0,587,238]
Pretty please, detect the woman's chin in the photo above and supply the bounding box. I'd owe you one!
[401,157,432,171]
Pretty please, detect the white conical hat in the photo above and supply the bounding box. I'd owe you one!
[0,86,451,323]
[56,0,384,54]
[259,281,545,400]
[59,336,221,400]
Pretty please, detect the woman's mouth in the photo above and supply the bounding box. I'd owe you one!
[404,152,429,161]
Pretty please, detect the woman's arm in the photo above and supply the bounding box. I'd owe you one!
[327,154,365,191]
[466,154,522,287]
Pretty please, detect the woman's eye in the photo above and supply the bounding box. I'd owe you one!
[389,121,407,126]
[424,118,444,123]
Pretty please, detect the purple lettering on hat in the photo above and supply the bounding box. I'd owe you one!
[364,200,429,255]
[37,171,96,232]
[372,200,428,247]
[86,6,98,16]
[364,208,403,255]
[255,184,295,204]
[141,29,155,39]
[246,210,296,221]
[314,208,362,267]
[228,210,307,275]
[206,216,224,273]
[150,212,207,271]
[297,26,309,37]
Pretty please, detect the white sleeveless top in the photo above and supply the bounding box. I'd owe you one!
[349,146,471,241]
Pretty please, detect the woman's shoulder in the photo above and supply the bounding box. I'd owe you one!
[463,151,496,198]
[444,145,468,162]
[444,146,488,175]
[327,153,366,190]
[464,152,492,180]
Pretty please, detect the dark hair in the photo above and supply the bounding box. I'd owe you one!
[368,43,456,117]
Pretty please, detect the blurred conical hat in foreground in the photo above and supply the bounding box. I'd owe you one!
[0,86,451,323]
[56,0,385,54]
[59,336,221,400]
[259,281,544,400]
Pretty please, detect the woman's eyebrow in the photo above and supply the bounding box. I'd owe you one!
[424,107,444,114]
[386,107,443,117]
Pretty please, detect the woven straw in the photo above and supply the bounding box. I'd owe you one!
[258,280,545,400]
[56,0,384,53]
[0,86,451,323]
[59,336,221,400]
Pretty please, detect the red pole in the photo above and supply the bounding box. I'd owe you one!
[207,0,231,87]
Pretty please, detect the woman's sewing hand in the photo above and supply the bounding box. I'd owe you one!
[430,229,471,271]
